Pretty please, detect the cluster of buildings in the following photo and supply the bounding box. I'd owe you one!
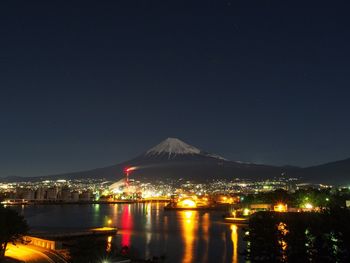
[177,177,300,195]
[13,186,92,202]
[0,179,107,204]
[0,176,336,205]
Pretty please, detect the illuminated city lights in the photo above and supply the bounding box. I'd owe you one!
[304,203,313,209]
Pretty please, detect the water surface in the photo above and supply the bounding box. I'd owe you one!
[16,203,246,263]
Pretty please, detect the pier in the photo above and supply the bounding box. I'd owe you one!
[30,227,118,239]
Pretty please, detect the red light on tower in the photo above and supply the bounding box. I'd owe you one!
[124,167,136,173]
[124,166,137,186]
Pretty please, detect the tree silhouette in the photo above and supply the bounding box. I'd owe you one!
[245,209,350,262]
[0,206,29,260]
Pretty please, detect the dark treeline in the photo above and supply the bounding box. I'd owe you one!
[244,209,350,262]
[240,188,350,208]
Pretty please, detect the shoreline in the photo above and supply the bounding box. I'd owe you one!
[2,199,170,206]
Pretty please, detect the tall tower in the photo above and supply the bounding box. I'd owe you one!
[123,167,136,187]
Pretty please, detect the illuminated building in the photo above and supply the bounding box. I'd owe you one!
[177,198,197,208]
[274,203,288,212]
[250,204,272,211]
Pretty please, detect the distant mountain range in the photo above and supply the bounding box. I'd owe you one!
[1,138,350,185]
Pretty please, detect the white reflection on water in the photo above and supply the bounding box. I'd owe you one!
[145,203,152,259]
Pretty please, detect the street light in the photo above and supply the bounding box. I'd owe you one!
[243,208,250,216]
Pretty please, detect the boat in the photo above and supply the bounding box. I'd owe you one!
[224,216,249,224]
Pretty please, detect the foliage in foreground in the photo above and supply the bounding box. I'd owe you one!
[244,208,350,263]
[0,206,29,260]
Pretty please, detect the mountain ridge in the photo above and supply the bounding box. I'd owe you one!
[1,138,349,185]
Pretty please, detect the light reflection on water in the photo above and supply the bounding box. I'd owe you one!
[231,225,238,263]
[17,202,246,263]
[121,204,132,247]
[180,211,197,263]
[202,213,209,263]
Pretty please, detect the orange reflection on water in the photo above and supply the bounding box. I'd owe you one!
[106,235,112,252]
[231,224,238,263]
[277,222,289,261]
[180,210,198,263]
[201,213,210,262]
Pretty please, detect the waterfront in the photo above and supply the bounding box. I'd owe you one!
[14,203,246,263]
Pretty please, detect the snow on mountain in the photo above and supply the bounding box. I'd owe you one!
[145,137,227,160]
[146,138,200,156]
[203,153,228,161]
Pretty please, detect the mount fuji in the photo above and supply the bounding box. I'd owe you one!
[144,138,228,161]
[1,138,288,183]
[2,138,350,184]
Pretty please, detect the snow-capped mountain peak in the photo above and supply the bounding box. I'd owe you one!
[146,138,201,156]
[145,137,227,160]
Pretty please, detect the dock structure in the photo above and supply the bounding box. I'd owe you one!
[30,227,118,239]
[24,236,62,250]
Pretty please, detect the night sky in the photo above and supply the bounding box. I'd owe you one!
[1,0,350,177]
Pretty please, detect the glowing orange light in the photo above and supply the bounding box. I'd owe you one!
[106,236,112,252]
[178,198,197,208]
[274,203,288,212]
[6,244,44,261]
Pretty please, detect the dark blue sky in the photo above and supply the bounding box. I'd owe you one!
[1,0,350,177]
